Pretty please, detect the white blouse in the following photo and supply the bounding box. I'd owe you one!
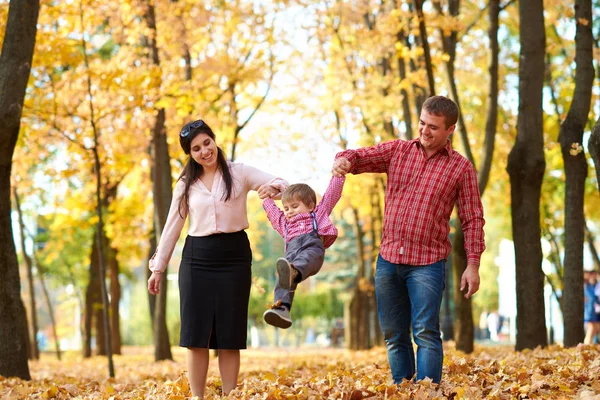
[149,162,288,272]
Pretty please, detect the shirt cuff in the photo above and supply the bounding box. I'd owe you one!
[466,255,481,267]
[149,254,166,273]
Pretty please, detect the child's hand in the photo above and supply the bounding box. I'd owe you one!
[332,157,351,176]
[258,184,279,199]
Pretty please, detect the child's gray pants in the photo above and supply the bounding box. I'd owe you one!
[274,231,325,307]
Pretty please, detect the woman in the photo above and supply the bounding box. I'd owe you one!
[147,119,287,398]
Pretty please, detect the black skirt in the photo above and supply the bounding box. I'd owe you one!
[178,231,252,349]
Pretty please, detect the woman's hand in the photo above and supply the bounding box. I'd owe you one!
[148,271,163,295]
[257,184,280,199]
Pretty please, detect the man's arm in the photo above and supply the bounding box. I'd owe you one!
[460,265,481,299]
[333,140,402,176]
[457,164,486,299]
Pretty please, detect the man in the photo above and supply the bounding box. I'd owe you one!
[332,95,485,383]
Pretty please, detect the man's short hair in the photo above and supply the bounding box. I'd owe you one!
[282,184,317,208]
[423,96,459,128]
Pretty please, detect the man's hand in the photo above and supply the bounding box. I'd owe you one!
[148,271,163,295]
[332,157,351,177]
[257,184,280,199]
[460,264,480,299]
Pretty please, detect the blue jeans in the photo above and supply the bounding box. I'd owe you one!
[375,255,445,383]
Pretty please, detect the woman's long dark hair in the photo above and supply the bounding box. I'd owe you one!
[177,120,233,218]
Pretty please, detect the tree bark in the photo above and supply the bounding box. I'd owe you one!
[348,206,371,349]
[403,3,426,115]
[396,29,413,140]
[13,188,39,360]
[109,247,122,355]
[84,246,95,357]
[434,0,475,166]
[84,233,100,357]
[559,0,594,347]
[142,0,174,362]
[413,0,436,96]
[507,0,547,351]
[452,228,474,352]
[478,0,500,194]
[0,0,40,380]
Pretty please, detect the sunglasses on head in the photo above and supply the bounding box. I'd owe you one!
[180,119,205,138]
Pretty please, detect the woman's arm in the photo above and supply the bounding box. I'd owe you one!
[242,163,289,199]
[149,180,187,273]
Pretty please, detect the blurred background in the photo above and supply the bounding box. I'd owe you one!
[2,0,599,366]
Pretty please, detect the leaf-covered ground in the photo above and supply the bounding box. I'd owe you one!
[1,344,600,399]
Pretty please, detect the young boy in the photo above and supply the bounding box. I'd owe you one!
[262,175,345,328]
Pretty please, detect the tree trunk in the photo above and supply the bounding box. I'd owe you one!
[507,0,547,351]
[403,4,426,115]
[396,28,413,140]
[370,184,383,346]
[0,0,40,380]
[13,188,39,360]
[143,0,174,362]
[413,0,436,96]
[84,233,101,358]
[94,294,107,355]
[559,0,594,347]
[452,228,474,352]
[109,247,122,355]
[478,0,500,194]
[441,250,454,341]
[84,276,93,356]
[434,0,475,166]
[348,206,371,349]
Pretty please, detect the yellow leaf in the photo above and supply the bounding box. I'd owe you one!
[42,384,59,399]
[578,18,589,26]
[262,372,277,381]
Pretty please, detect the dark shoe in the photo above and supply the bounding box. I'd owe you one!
[276,258,299,290]
[263,305,292,329]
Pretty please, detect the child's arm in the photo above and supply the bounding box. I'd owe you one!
[262,198,287,238]
[317,175,346,216]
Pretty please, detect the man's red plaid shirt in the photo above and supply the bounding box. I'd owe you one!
[336,138,485,266]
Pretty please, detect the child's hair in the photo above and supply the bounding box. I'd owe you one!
[282,184,317,208]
